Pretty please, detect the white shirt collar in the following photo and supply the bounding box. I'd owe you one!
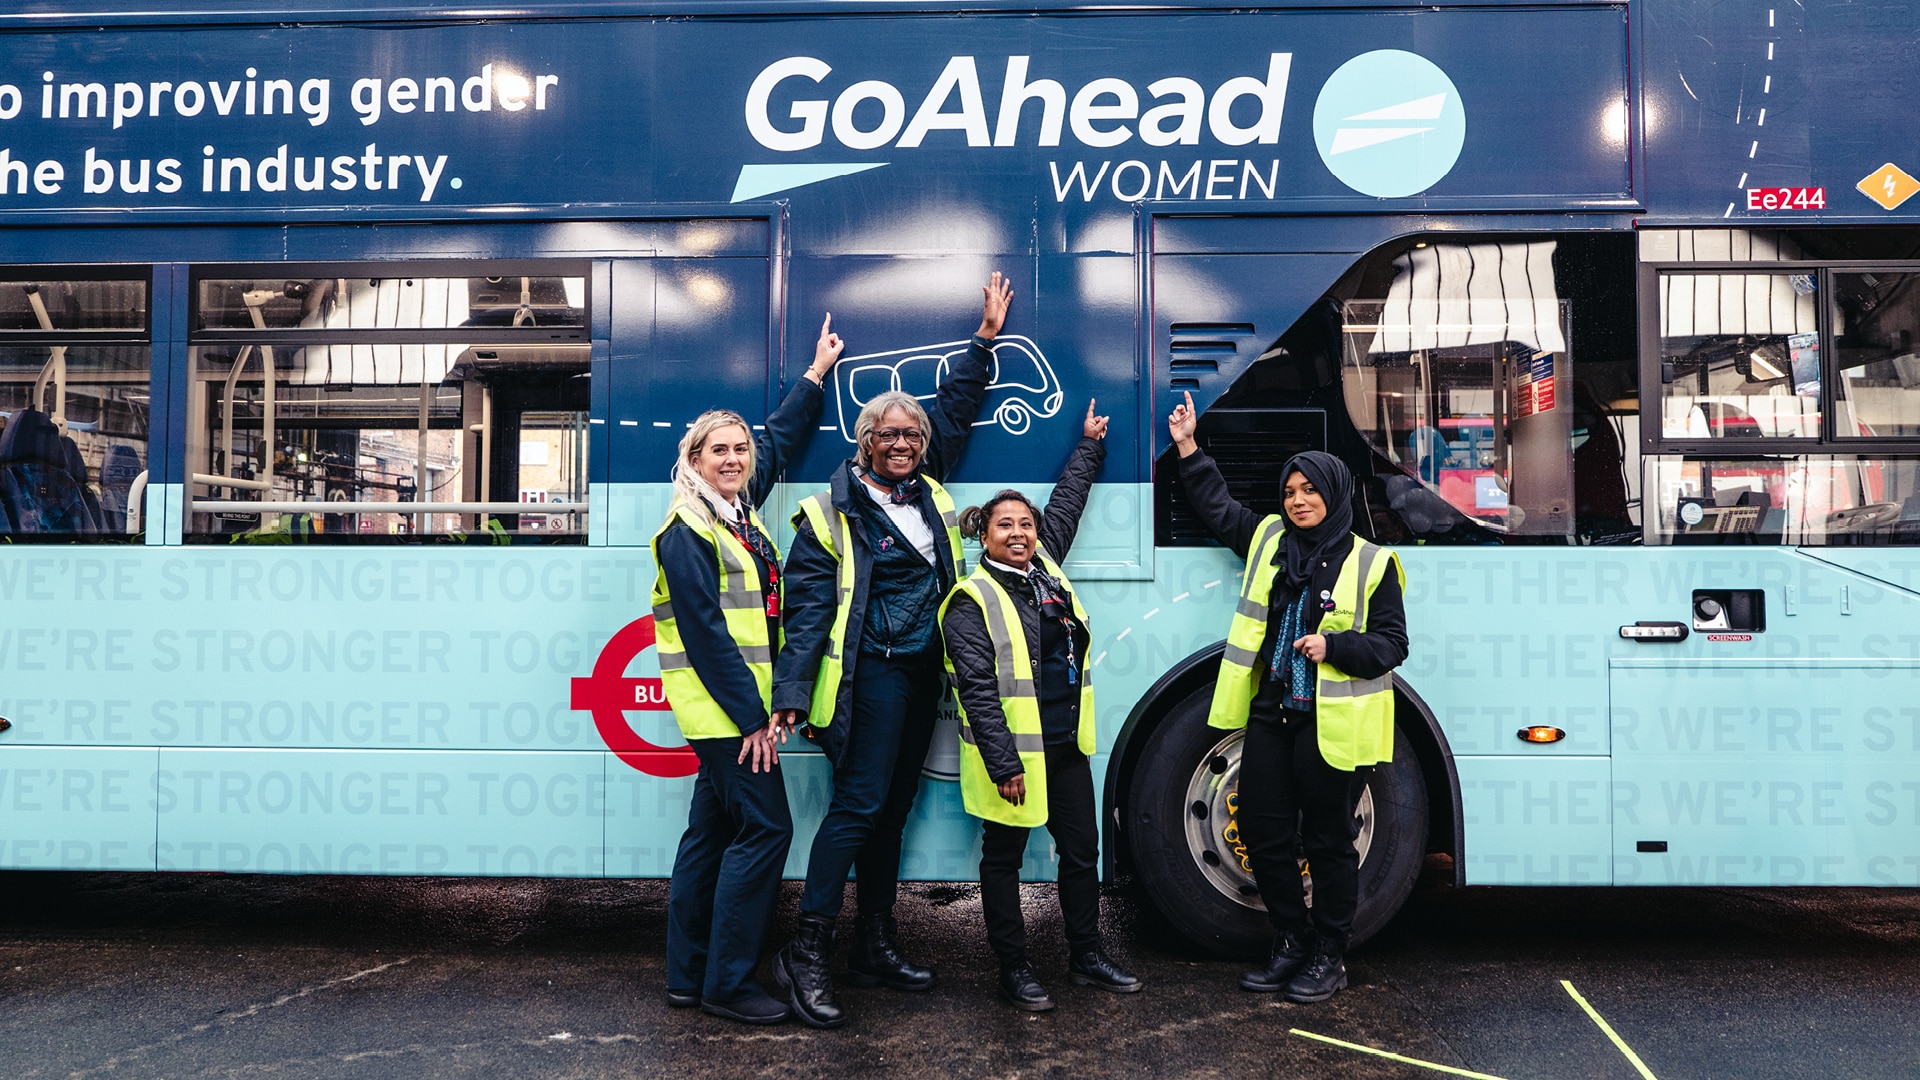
[984,557,1035,576]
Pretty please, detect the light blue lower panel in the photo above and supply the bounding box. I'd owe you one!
[154,749,606,875]
[0,746,158,870]
[1458,756,1613,885]
[604,753,699,878]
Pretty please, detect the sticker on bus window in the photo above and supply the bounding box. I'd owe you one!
[1514,348,1557,417]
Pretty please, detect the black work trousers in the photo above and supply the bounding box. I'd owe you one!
[1237,712,1370,952]
[799,650,943,920]
[667,737,795,1004]
[978,744,1102,968]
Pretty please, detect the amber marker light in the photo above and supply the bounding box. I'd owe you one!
[1518,726,1566,744]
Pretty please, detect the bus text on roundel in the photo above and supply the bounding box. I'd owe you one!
[570,615,699,778]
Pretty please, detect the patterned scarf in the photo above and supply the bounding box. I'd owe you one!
[1023,562,1078,686]
[866,469,924,506]
[1268,587,1315,709]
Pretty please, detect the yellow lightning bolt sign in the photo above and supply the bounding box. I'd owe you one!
[1859,163,1920,210]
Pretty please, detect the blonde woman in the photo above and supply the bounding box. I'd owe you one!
[652,316,842,1024]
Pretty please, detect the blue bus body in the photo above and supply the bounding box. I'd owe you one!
[5,1,1920,947]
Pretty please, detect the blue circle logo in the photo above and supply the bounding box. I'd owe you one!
[1313,51,1466,198]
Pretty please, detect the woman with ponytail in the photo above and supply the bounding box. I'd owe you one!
[650,315,843,1025]
[938,401,1143,1011]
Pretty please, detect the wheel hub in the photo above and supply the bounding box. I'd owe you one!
[1181,728,1375,911]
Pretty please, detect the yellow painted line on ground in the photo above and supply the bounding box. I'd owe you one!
[1560,980,1659,1080]
[1290,1029,1512,1080]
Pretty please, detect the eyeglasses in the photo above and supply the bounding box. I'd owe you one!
[873,428,926,446]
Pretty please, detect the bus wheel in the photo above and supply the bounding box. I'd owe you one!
[1126,687,1428,958]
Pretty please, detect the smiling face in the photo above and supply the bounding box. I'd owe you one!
[982,497,1038,571]
[694,423,753,502]
[865,405,926,484]
[1282,471,1328,529]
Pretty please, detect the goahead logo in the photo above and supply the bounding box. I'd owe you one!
[1312,50,1465,198]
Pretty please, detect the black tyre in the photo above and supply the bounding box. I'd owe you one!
[1126,685,1428,959]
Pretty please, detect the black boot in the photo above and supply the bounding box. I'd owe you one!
[1282,943,1348,1003]
[774,913,847,1028]
[1069,947,1143,994]
[1239,931,1313,992]
[845,912,936,991]
[998,960,1055,1012]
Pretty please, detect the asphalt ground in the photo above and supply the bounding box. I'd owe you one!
[2,864,1918,1079]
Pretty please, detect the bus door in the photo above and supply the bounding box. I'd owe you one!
[1611,229,1920,888]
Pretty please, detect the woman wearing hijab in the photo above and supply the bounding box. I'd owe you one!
[940,401,1142,1011]
[651,316,843,1024]
[1168,391,1409,1004]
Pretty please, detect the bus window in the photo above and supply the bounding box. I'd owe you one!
[185,268,588,544]
[1834,272,1920,439]
[1646,455,1920,543]
[1655,272,1822,439]
[0,274,150,541]
[1342,241,1576,537]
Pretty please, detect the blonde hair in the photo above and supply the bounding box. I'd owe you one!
[854,391,933,469]
[668,409,754,527]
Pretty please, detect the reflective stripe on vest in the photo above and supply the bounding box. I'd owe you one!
[793,475,965,728]
[1205,517,1405,771]
[938,549,1096,828]
[648,503,780,741]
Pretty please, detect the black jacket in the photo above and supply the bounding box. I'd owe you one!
[940,436,1105,784]
[655,377,824,737]
[1175,449,1408,720]
[771,335,994,750]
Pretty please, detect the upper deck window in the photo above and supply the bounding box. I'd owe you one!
[0,272,151,541]
[185,266,589,544]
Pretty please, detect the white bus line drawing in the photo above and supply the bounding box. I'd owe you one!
[831,335,1064,443]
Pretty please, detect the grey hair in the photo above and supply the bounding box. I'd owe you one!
[853,391,933,469]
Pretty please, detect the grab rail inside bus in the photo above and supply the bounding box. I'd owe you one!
[23,285,67,430]
[209,288,279,498]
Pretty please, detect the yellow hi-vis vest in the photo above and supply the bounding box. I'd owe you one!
[649,502,781,740]
[938,551,1097,828]
[792,475,964,729]
[1207,516,1405,771]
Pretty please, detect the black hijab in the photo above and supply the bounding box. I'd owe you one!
[1274,450,1354,588]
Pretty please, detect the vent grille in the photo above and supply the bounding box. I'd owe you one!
[1167,322,1256,388]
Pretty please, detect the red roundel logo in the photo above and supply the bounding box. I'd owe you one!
[570,616,699,777]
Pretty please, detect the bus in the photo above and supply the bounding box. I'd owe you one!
[3,0,1919,959]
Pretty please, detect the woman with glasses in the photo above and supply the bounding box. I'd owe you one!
[769,274,1010,1028]
[652,316,843,1024]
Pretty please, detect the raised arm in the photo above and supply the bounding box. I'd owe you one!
[1037,399,1109,562]
[747,313,842,507]
[920,273,1011,481]
[1168,390,1264,558]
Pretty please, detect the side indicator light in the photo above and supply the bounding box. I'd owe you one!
[1619,621,1688,641]
[1518,726,1566,744]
